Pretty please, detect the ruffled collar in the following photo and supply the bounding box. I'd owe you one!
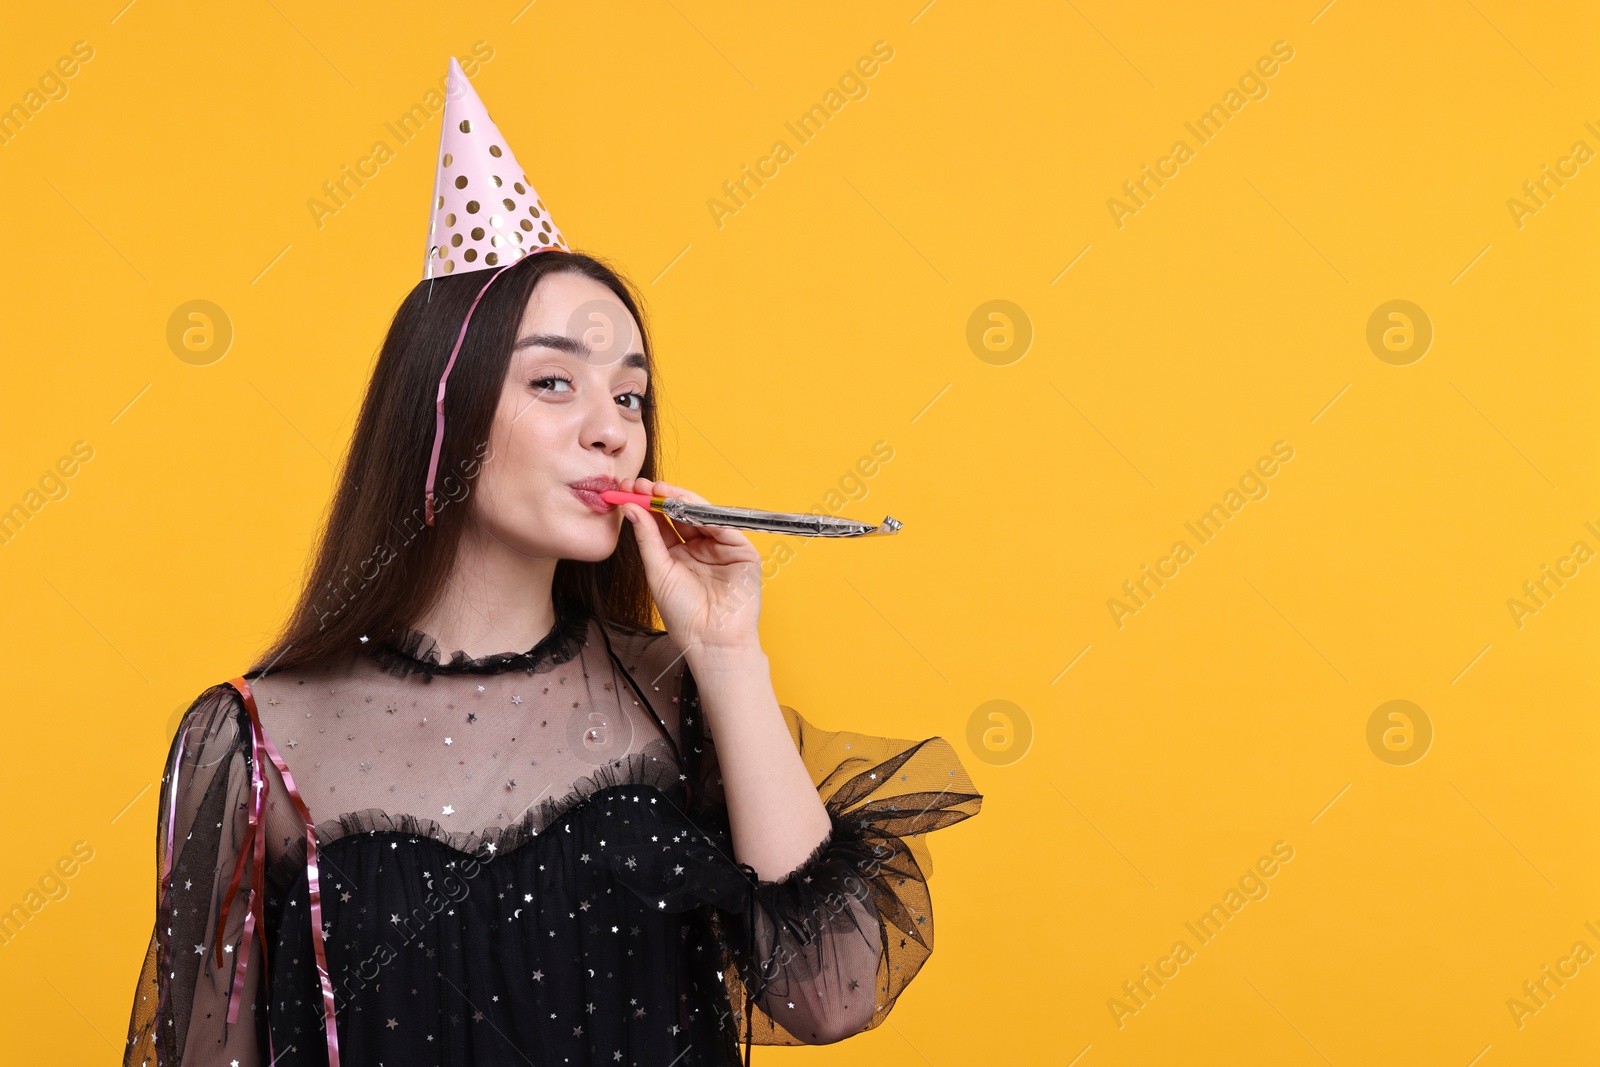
[363,601,592,678]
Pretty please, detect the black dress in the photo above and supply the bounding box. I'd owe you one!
[122,603,983,1066]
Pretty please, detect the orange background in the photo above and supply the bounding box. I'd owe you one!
[1,1,1596,1063]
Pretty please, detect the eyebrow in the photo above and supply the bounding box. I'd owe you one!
[514,332,648,371]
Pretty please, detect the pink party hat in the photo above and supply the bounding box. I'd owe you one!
[422,56,571,525]
[423,57,569,278]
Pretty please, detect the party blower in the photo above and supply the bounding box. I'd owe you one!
[599,489,903,538]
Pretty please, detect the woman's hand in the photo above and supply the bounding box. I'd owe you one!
[619,477,763,657]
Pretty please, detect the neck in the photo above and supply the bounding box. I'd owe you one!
[410,515,561,659]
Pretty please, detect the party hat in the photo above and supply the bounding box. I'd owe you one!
[422,56,571,525]
[422,56,570,279]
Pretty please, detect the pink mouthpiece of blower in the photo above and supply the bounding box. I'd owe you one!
[598,489,652,507]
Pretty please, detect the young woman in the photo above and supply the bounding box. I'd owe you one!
[122,58,981,1067]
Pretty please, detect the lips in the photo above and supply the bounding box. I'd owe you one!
[568,476,620,514]
[569,477,620,493]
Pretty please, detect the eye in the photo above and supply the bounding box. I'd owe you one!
[616,391,648,413]
[529,375,573,394]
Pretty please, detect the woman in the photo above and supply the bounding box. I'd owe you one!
[122,58,981,1067]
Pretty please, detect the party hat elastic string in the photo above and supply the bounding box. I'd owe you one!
[423,261,511,526]
[419,55,570,525]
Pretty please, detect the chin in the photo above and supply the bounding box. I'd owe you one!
[551,520,623,562]
[559,536,621,563]
[472,507,621,562]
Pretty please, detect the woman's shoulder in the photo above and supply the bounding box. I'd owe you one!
[173,679,246,731]
[169,656,358,768]
[163,680,252,776]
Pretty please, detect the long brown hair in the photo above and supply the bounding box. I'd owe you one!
[250,250,662,675]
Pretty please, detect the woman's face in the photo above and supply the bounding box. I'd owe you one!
[469,269,650,561]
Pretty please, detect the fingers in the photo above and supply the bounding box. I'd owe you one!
[619,479,679,536]
[653,482,756,552]
[622,502,677,571]
[623,477,719,546]
[626,478,710,507]
[622,482,759,577]
[662,480,711,507]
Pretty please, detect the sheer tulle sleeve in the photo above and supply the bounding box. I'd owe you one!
[124,683,268,1066]
[678,665,984,1048]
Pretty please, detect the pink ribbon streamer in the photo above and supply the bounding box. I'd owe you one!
[218,709,268,1026]
[423,260,514,526]
[212,677,343,1067]
[422,248,571,526]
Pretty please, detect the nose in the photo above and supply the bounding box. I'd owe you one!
[581,390,629,456]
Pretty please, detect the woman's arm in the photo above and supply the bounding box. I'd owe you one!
[681,648,885,1044]
[617,476,835,885]
[619,477,959,1043]
[684,643,831,881]
[124,683,268,1067]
